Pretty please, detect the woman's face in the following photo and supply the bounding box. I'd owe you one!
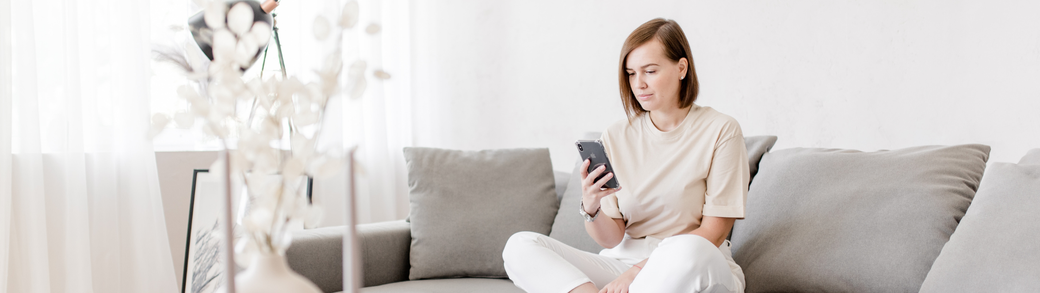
[625,39,687,112]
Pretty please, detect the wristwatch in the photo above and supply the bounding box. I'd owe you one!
[579,201,600,222]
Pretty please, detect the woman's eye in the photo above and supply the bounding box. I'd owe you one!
[626,72,635,76]
[646,70,656,74]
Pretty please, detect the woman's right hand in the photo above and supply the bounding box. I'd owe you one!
[580,159,622,216]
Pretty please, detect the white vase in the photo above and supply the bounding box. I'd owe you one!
[235,252,322,293]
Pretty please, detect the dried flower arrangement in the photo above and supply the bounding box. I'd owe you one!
[151,0,378,266]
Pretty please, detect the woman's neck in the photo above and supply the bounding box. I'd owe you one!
[649,106,692,132]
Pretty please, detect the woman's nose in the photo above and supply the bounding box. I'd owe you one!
[636,74,648,89]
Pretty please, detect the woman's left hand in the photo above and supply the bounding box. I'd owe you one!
[599,266,640,293]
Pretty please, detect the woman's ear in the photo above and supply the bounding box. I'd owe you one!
[678,57,688,79]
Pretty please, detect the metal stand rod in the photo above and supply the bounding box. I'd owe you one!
[272,18,288,79]
[259,41,270,79]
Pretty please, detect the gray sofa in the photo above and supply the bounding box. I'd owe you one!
[286,170,573,293]
[285,140,1040,293]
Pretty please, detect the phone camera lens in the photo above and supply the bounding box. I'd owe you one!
[577,144,583,151]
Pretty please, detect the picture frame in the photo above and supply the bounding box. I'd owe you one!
[182,169,313,293]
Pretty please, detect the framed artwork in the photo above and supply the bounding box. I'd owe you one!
[182,169,312,293]
[182,169,225,293]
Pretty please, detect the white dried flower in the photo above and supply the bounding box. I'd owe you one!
[348,60,366,78]
[349,76,367,100]
[278,77,304,104]
[291,134,315,161]
[292,110,320,127]
[212,29,238,60]
[340,1,359,29]
[245,207,273,234]
[245,78,263,98]
[365,23,381,35]
[245,173,278,199]
[275,229,293,249]
[204,1,228,30]
[347,60,367,99]
[234,236,259,267]
[174,111,195,129]
[177,84,201,101]
[313,16,331,40]
[250,22,272,44]
[235,36,260,68]
[373,69,391,80]
[253,149,279,174]
[316,55,342,96]
[282,158,305,181]
[227,2,255,36]
[189,101,210,119]
[149,113,171,139]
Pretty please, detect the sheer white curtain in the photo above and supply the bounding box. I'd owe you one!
[343,0,413,223]
[1,0,178,292]
[290,0,412,225]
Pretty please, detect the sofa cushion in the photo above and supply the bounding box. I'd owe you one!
[730,145,990,293]
[553,171,570,203]
[918,156,1040,292]
[744,135,778,184]
[403,147,559,279]
[549,135,778,252]
[359,278,523,293]
[1019,148,1040,165]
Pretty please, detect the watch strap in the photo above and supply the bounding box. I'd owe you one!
[579,200,600,222]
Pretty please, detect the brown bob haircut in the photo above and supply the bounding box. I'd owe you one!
[618,18,698,119]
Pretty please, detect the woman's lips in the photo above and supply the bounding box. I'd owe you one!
[637,94,652,101]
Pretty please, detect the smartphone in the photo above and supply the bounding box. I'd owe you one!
[575,140,621,189]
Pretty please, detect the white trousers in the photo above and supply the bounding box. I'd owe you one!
[502,232,745,293]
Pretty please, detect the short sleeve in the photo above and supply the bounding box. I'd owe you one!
[703,131,750,218]
[600,194,623,219]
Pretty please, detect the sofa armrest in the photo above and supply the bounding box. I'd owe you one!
[357,220,411,287]
[286,220,411,292]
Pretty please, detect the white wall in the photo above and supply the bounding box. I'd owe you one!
[155,151,218,292]
[407,0,1040,170]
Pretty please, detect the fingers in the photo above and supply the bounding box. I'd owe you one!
[584,174,620,204]
[598,286,607,293]
[593,172,614,189]
[583,165,607,187]
[580,159,590,178]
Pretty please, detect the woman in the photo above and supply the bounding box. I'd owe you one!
[503,18,748,293]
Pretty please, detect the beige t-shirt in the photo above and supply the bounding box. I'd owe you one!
[599,105,749,240]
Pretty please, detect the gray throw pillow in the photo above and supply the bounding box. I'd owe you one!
[404,147,559,279]
[548,159,606,253]
[918,159,1040,292]
[731,145,990,293]
[744,136,778,184]
[1019,148,1040,165]
[549,135,779,251]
